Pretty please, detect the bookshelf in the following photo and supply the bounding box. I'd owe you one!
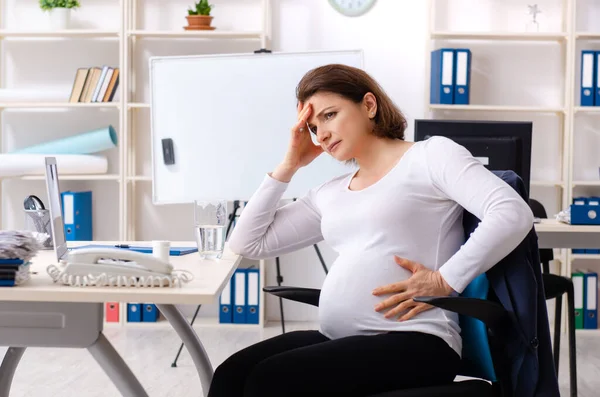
[0,0,272,329]
[425,0,600,336]
[425,0,574,273]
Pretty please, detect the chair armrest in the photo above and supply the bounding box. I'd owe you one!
[263,286,321,307]
[413,296,507,328]
[542,273,573,300]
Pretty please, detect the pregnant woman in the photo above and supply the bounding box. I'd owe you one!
[208,64,534,397]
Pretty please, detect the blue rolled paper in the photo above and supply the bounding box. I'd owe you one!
[12,125,117,155]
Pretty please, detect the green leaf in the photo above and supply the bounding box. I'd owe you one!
[39,0,81,11]
[189,0,212,16]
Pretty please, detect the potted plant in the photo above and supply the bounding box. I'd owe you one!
[39,0,81,30]
[185,0,214,30]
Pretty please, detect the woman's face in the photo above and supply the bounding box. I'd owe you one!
[305,92,376,162]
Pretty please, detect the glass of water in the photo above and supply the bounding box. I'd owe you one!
[194,199,227,259]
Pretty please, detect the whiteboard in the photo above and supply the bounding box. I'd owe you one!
[149,50,363,204]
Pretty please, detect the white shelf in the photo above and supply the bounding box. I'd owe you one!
[574,106,600,113]
[128,30,262,39]
[128,103,150,109]
[17,174,120,181]
[572,181,600,187]
[128,175,152,182]
[429,104,565,113]
[531,180,565,187]
[430,31,567,41]
[575,32,600,40]
[572,254,600,260]
[0,102,119,109]
[0,29,119,38]
[121,316,262,329]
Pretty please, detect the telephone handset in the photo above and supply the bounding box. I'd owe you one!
[47,247,193,288]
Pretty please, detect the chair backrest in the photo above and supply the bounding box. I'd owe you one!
[458,273,497,382]
[457,170,529,384]
[528,198,554,272]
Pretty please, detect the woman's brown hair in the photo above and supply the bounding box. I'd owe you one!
[296,64,407,140]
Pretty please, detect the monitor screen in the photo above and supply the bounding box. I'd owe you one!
[44,157,68,262]
[414,119,532,196]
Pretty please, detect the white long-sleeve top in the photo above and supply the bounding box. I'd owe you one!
[228,136,534,356]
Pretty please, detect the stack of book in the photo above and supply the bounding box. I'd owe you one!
[0,258,30,287]
[69,66,120,103]
[0,230,39,287]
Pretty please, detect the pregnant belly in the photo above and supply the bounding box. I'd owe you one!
[318,252,413,339]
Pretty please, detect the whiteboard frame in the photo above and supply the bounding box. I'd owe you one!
[149,49,364,205]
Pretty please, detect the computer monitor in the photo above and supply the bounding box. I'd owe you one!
[414,119,532,196]
[44,157,68,262]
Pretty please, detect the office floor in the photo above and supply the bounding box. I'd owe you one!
[0,321,594,397]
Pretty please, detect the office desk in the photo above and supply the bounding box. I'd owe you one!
[0,241,241,397]
[535,219,600,249]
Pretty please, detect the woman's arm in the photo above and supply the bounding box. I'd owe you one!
[426,136,534,294]
[227,171,324,260]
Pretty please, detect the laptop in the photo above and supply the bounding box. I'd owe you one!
[44,157,69,263]
[43,157,197,260]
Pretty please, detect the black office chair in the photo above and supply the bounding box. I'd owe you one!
[528,198,577,397]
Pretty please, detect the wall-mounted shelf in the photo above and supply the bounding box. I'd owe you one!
[128,30,263,39]
[0,102,120,109]
[0,29,120,39]
[429,104,566,113]
[430,31,567,42]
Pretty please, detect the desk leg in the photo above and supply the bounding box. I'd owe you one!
[87,333,149,397]
[0,347,25,396]
[156,304,213,396]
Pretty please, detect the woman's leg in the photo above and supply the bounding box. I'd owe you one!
[243,331,460,397]
[207,330,329,397]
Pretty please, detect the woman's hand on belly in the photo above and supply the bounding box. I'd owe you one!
[371,256,455,321]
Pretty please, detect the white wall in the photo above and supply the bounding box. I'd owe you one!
[0,0,584,323]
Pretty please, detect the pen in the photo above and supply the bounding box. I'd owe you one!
[115,244,130,248]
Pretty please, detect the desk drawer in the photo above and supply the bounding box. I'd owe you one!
[0,302,102,348]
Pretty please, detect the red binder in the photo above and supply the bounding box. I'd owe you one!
[105,302,120,322]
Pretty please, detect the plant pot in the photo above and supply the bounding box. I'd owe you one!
[185,15,214,30]
[47,7,71,30]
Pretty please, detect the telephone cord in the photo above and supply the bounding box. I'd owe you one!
[47,265,194,288]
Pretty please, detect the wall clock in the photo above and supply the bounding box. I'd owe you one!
[328,0,377,17]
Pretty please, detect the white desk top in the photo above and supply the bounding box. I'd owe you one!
[0,241,242,305]
[534,218,600,233]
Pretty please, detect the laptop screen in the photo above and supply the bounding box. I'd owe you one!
[44,157,68,262]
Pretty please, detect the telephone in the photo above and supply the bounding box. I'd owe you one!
[47,247,194,288]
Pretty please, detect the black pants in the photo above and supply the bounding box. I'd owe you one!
[207,330,460,397]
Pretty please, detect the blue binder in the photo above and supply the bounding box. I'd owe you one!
[596,51,600,106]
[127,303,142,322]
[581,50,596,106]
[142,304,159,322]
[246,268,260,324]
[430,48,455,104]
[233,269,247,324]
[584,271,598,329]
[219,275,233,323]
[61,191,93,241]
[453,48,471,105]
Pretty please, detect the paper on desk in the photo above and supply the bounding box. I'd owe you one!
[0,230,42,262]
[0,153,108,177]
[555,207,571,225]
